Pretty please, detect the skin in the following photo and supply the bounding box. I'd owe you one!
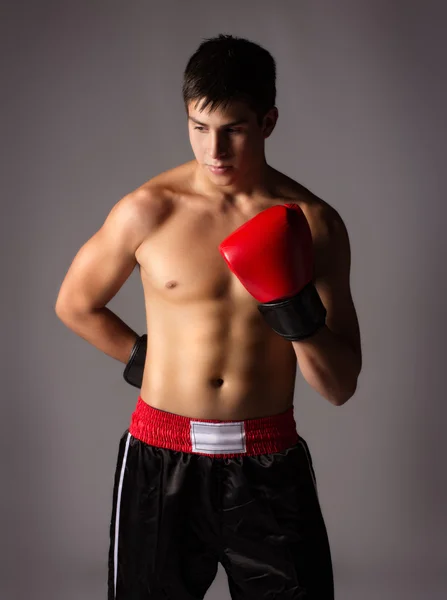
[55,98,362,419]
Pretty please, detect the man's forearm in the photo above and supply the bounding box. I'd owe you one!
[56,305,138,364]
[292,325,361,406]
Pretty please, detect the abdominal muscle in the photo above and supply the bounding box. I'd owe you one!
[139,293,298,421]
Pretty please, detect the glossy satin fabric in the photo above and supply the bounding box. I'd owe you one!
[108,431,334,599]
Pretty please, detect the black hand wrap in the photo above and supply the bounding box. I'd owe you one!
[123,334,147,388]
[257,282,327,341]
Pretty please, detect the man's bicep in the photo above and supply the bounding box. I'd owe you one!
[55,195,147,315]
[313,210,362,369]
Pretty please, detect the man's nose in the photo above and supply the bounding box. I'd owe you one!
[208,132,229,158]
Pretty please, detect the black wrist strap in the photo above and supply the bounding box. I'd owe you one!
[257,282,327,341]
[123,334,147,388]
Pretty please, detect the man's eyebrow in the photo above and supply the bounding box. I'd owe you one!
[188,117,249,127]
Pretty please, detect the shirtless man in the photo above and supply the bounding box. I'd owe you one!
[55,34,361,600]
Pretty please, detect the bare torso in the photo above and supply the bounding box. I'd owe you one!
[135,160,328,420]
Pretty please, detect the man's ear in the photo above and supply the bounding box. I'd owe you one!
[262,106,279,138]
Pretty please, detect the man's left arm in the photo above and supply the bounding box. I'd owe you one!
[292,209,362,406]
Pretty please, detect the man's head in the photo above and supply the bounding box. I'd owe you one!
[182,34,278,186]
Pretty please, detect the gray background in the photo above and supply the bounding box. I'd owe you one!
[2,1,446,598]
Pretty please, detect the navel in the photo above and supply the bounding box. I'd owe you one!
[209,377,224,388]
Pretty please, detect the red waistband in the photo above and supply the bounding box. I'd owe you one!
[128,396,299,457]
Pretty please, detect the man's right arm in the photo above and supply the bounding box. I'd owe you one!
[55,189,162,366]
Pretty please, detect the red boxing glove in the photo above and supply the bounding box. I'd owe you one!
[219,203,326,341]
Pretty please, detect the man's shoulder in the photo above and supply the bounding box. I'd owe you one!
[292,188,351,278]
[123,162,192,217]
[273,173,350,280]
[300,194,349,267]
[112,164,191,261]
[275,172,344,239]
[126,160,195,209]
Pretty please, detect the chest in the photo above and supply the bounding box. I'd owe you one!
[135,200,320,305]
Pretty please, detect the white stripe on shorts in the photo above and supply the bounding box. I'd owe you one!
[114,432,131,597]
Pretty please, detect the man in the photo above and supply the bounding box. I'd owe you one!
[55,34,361,600]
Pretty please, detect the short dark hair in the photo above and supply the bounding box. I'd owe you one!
[182,34,276,125]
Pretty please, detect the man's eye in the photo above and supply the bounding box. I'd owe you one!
[193,127,240,134]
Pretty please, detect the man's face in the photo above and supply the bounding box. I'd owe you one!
[187,99,276,183]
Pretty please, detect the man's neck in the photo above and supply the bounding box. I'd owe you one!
[192,159,274,203]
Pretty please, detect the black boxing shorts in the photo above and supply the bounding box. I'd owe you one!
[108,396,334,599]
